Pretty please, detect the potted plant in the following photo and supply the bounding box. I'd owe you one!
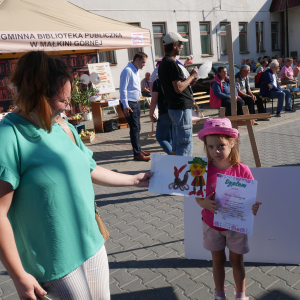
[71,78,99,121]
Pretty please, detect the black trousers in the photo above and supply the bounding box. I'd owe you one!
[240,94,265,114]
[120,101,141,156]
[221,97,245,116]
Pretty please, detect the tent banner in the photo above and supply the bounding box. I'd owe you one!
[0,31,151,53]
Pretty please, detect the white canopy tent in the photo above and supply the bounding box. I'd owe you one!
[0,0,152,59]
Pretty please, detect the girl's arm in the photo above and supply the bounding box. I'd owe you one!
[0,180,46,300]
[91,166,153,188]
[196,192,219,214]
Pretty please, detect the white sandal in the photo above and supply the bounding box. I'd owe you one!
[234,286,249,300]
[214,286,227,300]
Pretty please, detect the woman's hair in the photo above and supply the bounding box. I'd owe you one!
[217,66,227,75]
[203,134,240,167]
[285,58,293,63]
[269,59,279,68]
[10,51,72,132]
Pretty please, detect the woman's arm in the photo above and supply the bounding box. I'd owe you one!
[149,91,158,123]
[212,81,230,100]
[0,180,46,300]
[91,166,153,188]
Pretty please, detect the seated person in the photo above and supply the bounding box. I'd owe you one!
[260,60,296,117]
[256,59,268,73]
[293,60,300,78]
[184,55,194,65]
[280,58,297,85]
[141,72,151,97]
[246,59,252,70]
[149,78,174,155]
[210,66,245,116]
[235,65,265,122]
[256,56,263,68]
[250,58,255,72]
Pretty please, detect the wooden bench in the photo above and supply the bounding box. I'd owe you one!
[139,96,151,114]
[193,93,210,106]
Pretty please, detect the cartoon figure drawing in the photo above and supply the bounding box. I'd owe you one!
[168,164,190,191]
[188,157,207,196]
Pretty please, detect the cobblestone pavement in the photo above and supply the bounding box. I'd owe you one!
[1,99,300,300]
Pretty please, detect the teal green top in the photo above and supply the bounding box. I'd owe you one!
[0,113,104,283]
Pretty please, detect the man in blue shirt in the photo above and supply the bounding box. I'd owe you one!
[120,52,151,161]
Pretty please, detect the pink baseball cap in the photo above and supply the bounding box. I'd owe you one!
[198,118,239,141]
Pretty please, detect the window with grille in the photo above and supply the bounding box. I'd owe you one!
[152,23,165,59]
[256,22,265,52]
[239,23,248,53]
[177,22,190,57]
[271,22,279,50]
[200,22,211,55]
[98,51,116,64]
[220,22,229,55]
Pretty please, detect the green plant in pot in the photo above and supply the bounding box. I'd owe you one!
[71,77,98,121]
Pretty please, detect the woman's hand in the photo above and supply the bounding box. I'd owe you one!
[13,272,47,300]
[252,201,262,216]
[195,192,219,214]
[133,172,153,188]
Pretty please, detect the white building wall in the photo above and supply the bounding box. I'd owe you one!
[285,7,300,58]
[69,0,273,94]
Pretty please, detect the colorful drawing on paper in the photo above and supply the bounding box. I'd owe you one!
[188,157,207,197]
[168,164,190,191]
[148,154,208,197]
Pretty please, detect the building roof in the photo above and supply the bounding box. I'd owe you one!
[270,0,300,12]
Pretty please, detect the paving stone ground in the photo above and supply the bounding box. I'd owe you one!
[1,99,300,300]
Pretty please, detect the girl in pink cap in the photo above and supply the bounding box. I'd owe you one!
[197,118,262,300]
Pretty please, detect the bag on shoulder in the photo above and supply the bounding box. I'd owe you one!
[255,71,264,88]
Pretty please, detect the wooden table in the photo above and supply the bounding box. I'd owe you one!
[91,101,129,133]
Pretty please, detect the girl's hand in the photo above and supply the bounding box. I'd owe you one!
[252,201,262,216]
[195,192,219,214]
[133,172,154,188]
[13,272,47,300]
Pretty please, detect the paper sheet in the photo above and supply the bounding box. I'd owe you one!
[213,174,258,235]
[148,154,208,197]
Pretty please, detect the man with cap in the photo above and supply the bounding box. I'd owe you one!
[158,32,198,156]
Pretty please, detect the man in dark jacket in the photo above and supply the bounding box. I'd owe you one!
[260,60,296,117]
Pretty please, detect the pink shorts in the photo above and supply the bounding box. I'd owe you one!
[202,221,249,254]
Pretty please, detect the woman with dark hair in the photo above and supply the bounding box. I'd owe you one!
[210,66,245,116]
[0,51,152,300]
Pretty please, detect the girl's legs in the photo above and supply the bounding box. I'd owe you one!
[229,250,245,293]
[211,249,227,293]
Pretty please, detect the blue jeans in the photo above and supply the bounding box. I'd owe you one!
[168,108,193,156]
[156,113,173,155]
[269,89,291,112]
